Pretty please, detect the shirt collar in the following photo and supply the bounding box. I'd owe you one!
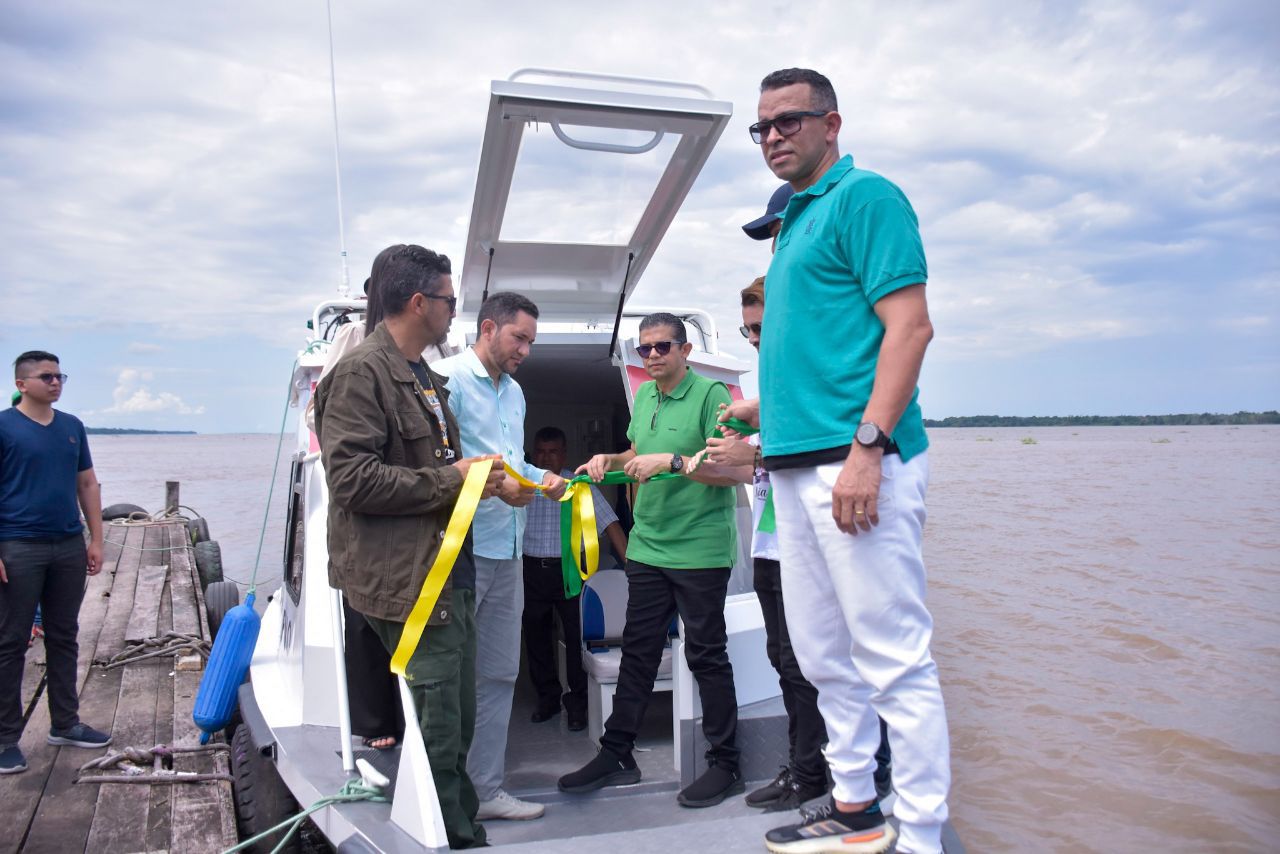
[658,366,697,400]
[461,346,508,390]
[792,154,855,202]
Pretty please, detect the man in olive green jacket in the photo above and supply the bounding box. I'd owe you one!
[314,244,503,849]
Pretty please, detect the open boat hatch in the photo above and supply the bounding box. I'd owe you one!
[459,69,733,324]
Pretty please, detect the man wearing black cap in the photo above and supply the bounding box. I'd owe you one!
[741,183,794,246]
[723,68,952,854]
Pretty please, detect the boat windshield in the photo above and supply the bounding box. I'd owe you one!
[500,124,681,246]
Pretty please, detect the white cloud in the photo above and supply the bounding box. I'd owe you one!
[1,0,1276,427]
[125,342,163,354]
[99,368,205,416]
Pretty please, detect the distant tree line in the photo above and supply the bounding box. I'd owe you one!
[923,411,1279,427]
[86,427,197,435]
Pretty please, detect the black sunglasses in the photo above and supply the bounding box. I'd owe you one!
[739,323,761,338]
[636,341,681,359]
[24,372,68,384]
[748,110,830,145]
[422,293,457,311]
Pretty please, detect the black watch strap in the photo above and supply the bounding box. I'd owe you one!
[670,453,684,473]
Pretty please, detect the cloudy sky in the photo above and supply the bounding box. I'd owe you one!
[3,0,1276,432]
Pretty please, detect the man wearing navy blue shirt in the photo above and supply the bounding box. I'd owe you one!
[0,351,111,775]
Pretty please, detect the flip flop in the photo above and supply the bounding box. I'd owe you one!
[362,735,397,750]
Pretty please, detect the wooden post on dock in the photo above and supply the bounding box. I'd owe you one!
[165,480,180,516]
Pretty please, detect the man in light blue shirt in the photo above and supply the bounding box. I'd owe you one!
[434,292,565,822]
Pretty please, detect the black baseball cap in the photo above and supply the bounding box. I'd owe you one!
[741,184,795,240]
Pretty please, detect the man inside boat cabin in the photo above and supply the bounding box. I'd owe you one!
[521,425,627,734]
[1,351,112,776]
[314,244,505,849]
[557,312,753,809]
[722,67,952,854]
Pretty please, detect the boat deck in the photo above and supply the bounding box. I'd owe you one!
[0,516,238,854]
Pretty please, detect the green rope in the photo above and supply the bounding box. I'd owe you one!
[222,778,387,854]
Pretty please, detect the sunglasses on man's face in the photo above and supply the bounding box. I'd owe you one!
[748,110,830,145]
[739,323,761,338]
[636,341,680,359]
[23,373,68,385]
[421,293,457,312]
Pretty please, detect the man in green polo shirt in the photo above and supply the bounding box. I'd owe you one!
[557,312,752,809]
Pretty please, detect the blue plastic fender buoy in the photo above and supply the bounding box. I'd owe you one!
[193,592,260,744]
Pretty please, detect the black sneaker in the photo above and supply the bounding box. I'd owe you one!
[763,775,829,813]
[47,722,112,749]
[676,764,745,808]
[557,749,640,793]
[0,744,27,775]
[746,766,793,807]
[764,799,896,853]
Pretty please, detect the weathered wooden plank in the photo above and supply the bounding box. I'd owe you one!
[170,678,238,851]
[146,580,176,852]
[94,522,146,663]
[101,522,124,574]
[170,520,239,853]
[169,523,202,640]
[19,656,124,854]
[0,532,119,854]
[125,564,168,644]
[84,658,161,854]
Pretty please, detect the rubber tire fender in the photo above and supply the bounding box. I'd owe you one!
[194,540,224,590]
[187,516,211,544]
[102,503,148,521]
[204,580,239,641]
[230,724,301,854]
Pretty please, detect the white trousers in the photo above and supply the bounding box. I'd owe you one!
[772,453,951,854]
[466,556,523,799]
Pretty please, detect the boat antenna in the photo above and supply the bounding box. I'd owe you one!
[325,0,351,297]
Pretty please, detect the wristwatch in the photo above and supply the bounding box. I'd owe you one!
[854,421,891,450]
[670,453,684,473]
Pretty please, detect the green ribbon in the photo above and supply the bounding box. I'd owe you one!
[559,470,682,598]
[717,416,776,533]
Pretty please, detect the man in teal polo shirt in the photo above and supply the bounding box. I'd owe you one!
[724,69,952,854]
[558,312,753,808]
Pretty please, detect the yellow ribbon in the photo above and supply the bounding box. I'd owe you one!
[390,461,612,674]
[390,458,496,676]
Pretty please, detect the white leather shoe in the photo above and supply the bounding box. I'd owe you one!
[476,788,545,821]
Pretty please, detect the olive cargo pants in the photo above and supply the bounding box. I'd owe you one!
[365,587,485,849]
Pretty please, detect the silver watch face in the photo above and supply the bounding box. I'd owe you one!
[856,422,881,446]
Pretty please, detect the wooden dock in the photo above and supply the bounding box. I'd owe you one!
[0,515,239,854]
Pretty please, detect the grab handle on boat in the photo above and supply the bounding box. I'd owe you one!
[550,120,664,154]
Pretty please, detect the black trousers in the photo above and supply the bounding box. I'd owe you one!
[0,536,87,744]
[756,558,893,788]
[342,597,404,740]
[521,556,586,716]
[754,557,829,787]
[601,560,739,772]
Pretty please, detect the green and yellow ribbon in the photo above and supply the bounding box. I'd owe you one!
[556,471,684,598]
[391,421,764,672]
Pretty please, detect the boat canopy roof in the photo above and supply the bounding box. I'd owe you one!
[459,69,732,324]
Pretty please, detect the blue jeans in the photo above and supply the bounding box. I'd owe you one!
[0,535,88,744]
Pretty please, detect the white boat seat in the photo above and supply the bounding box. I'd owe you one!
[579,569,677,740]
